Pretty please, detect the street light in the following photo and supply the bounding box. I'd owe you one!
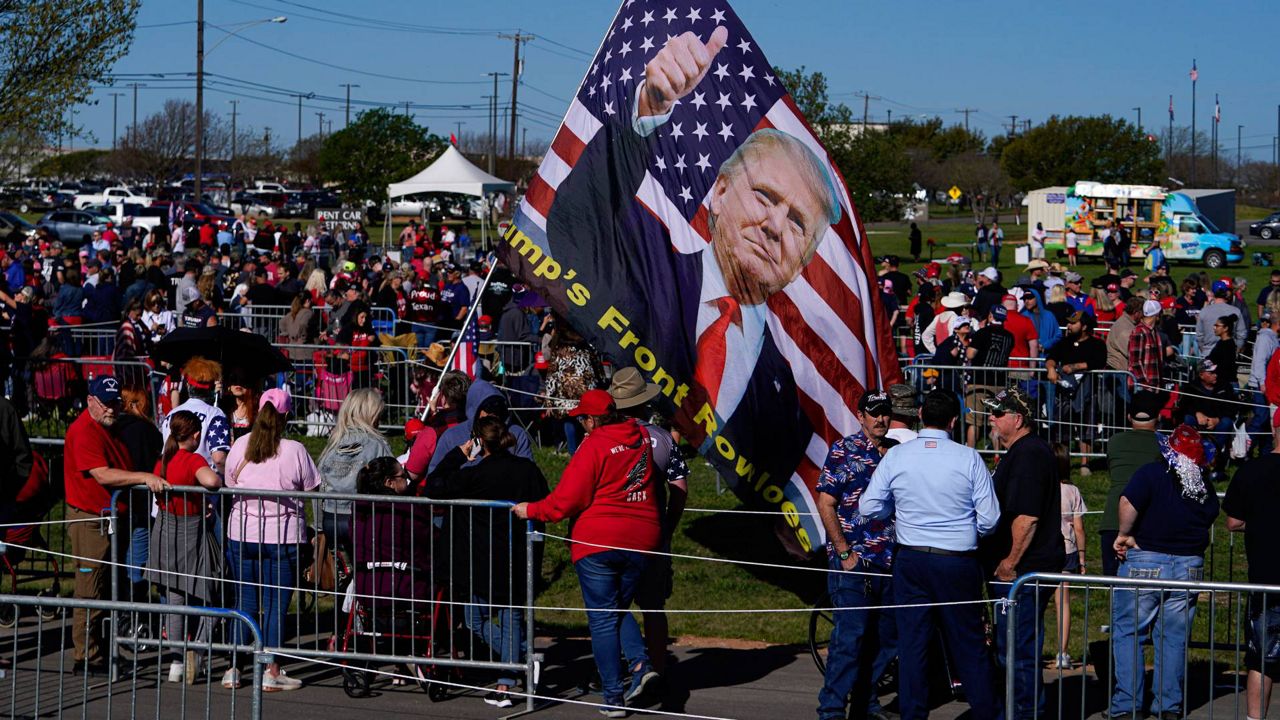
[195,11,287,201]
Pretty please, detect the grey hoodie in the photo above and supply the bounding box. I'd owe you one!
[318,426,392,515]
[427,379,533,474]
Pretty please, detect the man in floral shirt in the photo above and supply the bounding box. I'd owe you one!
[815,391,898,720]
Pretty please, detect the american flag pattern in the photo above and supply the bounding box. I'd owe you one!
[513,0,899,546]
[449,318,480,380]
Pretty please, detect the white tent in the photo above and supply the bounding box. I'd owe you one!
[386,145,514,199]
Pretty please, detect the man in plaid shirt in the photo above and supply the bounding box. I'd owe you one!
[1128,300,1167,390]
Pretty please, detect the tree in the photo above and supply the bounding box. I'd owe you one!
[999,115,1163,191]
[30,149,110,179]
[111,99,231,186]
[286,135,325,185]
[317,108,444,204]
[774,66,912,221]
[0,0,140,143]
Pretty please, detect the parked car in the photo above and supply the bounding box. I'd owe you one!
[0,188,70,213]
[231,191,278,219]
[36,209,111,245]
[151,200,235,229]
[0,211,36,242]
[82,203,164,236]
[1249,212,1280,240]
[73,186,155,210]
[294,190,341,216]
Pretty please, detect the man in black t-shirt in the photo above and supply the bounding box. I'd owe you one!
[1045,311,1107,462]
[965,305,1014,448]
[980,386,1063,720]
[878,254,911,307]
[1225,420,1280,718]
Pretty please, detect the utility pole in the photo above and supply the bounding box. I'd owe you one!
[229,100,239,160]
[1007,115,1019,136]
[292,93,304,147]
[852,92,879,131]
[108,92,124,150]
[1133,107,1142,132]
[316,112,326,140]
[455,121,465,146]
[955,108,977,132]
[195,0,205,200]
[128,82,144,146]
[1212,94,1219,184]
[1190,58,1197,185]
[401,101,411,117]
[340,83,360,126]
[522,127,527,157]
[886,108,892,127]
[498,31,533,162]
[1238,124,1243,174]
[485,71,508,173]
[1167,95,1174,171]
[1024,119,1031,133]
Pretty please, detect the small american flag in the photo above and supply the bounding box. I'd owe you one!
[449,318,480,379]
[1189,60,1198,83]
[512,0,899,545]
[1214,95,1220,124]
[1168,94,1174,120]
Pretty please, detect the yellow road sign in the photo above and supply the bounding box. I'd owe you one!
[948,185,962,201]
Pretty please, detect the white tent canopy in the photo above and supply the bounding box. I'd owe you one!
[387,145,515,199]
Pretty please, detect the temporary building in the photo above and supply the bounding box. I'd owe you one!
[386,145,515,199]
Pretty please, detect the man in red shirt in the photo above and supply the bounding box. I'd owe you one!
[1002,292,1041,367]
[513,390,660,716]
[65,377,168,673]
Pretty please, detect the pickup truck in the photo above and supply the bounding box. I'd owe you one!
[82,203,166,236]
[73,186,155,210]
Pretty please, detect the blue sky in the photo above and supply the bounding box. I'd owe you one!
[80,0,1280,161]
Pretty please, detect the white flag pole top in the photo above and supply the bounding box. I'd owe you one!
[423,253,501,420]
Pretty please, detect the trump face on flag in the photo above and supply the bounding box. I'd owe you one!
[502,2,898,554]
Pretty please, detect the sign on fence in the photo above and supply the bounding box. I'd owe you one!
[315,207,365,232]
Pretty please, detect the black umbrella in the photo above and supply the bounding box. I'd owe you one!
[152,326,293,379]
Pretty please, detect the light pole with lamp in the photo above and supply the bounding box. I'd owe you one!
[195,9,287,201]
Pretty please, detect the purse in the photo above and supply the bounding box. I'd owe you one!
[303,530,341,591]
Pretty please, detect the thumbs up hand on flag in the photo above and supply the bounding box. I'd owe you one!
[638,25,729,118]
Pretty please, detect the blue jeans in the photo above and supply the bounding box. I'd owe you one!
[564,420,581,455]
[1247,390,1273,455]
[413,326,437,351]
[992,580,1053,720]
[976,242,988,263]
[893,548,1001,720]
[818,562,897,720]
[991,244,1002,268]
[574,550,650,705]
[1109,550,1204,715]
[464,596,525,687]
[226,539,298,649]
[127,525,149,585]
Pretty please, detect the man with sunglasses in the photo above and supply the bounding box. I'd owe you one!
[816,390,898,720]
[64,377,169,675]
[981,386,1063,720]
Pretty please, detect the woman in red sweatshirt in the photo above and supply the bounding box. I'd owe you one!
[514,389,661,715]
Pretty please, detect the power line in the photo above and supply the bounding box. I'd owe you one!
[217,31,489,85]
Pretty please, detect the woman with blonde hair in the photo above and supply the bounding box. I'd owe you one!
[304,268,328,306]
[317,388,391,555]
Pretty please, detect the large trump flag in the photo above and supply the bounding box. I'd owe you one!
[500,0,900,555]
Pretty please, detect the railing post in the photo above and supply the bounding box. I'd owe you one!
[525,519,537,712]
[1005,576,1022,720]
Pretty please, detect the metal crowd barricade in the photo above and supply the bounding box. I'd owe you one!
[108,485,540,711]
[1003,572,1279,720]
[900,363,1135,457]
[23,357,158,440]
[278,343,418,431]
[1,594,265,720]
[59,321,121,358]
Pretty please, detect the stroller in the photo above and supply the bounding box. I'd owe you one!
[0,453,62,628]
[338,499,454,701]
[305,350,353,437]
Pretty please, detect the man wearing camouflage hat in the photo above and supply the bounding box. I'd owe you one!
[980,385,1063,720]
[885,383,919,444]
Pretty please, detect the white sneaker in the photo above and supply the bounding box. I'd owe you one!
[221,668,241,689]
[167,661,185,683]
[263,670,303,692]
[1055,652,1071,669]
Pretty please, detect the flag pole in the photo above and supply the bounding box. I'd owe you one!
[1190,59,1197,185]
[423,253,501,418]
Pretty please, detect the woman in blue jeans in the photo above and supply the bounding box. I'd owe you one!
[1110,425,1219,718]
[223,389,321,691]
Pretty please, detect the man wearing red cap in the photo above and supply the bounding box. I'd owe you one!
[513,389,660,715]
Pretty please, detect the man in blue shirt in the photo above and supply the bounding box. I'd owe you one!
[815,390,898,720]
[440,263,471,333]
[863,389,1002,720]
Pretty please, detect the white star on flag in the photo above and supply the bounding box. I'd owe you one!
[687,7,702,21]
[764,74,776,86]
[713,63,730,80]
[619,41,632,57]
[737,38,752,53]
[710,8,726,22]
[715,92,732,110]
[695,153,712,171]
[663,7,677,22]
[655,155,667,171]
[678,186,693,202]
[670,122,684,139]
[692,122,709,140]
[603,101,616,115]
[619,66,634,82]
[641,10,654,25]
[737,65,755,81]
[620,15,634,31]
[675,154,687,171]
[640,36,654,51]
[740,93,757,111]
[717,121,734,141]
[601,73,612,90]
[691,91,706,109]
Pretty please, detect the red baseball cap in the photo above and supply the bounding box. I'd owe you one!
[568,389,616,417]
